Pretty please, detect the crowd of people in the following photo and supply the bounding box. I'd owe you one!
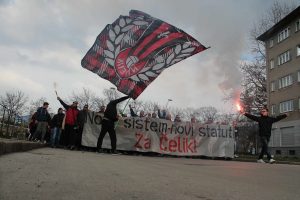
[128,104,182,122]
[27,95,288,162]
[28,97,90,150]
[27,96,191,153]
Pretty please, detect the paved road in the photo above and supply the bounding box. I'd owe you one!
[0,148,299,200]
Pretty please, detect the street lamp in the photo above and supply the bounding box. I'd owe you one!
[166,99,173,108]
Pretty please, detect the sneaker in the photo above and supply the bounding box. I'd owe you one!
[111,150,119,155]
[257,159,265,163]
[97,149,104,154]
[269,159,276,164]
[70,146,75,150]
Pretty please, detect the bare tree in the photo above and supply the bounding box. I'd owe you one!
[181,107,199,121]
[103,88,120,102]
[240,61,267,111]
[0,91,28,135]
[69,87,127,112]
[140,100,158,114]
[29,97,48,115]
[131,100,144,111]
[92,96,107,111]
[216,113,236,125]
[127,100,145,116]
[250,0,297,60]
[240,1,297,112]
[196,106,218,123]
[236,123,258,154]
[70,88,95,109]
[169,107,184,119]
[0,91,28,117]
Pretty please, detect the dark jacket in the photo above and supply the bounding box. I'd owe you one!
[104,96,130,122]
[50,113,65,128]
[77,110,88,127]
[29,112,37,133]
[244,113,287,137]
[158,109,166,119]
[35,107,51,122]
[59,99,79,126]
[129,107,138,117]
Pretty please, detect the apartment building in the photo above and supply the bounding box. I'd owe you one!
[257,6,300,156]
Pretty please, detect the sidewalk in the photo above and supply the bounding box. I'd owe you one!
[233,156,300,165]
[0,138,46,155]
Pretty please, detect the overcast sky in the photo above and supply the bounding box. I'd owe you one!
[0,0,299,113]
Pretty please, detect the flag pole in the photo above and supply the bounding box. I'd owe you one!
[115,98,130,128]
[53,82,58,97]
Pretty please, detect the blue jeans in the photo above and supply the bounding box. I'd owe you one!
[51,127,61,147]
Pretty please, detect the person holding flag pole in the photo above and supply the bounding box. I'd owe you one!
[80,10,208,154]
[239,104,288,164]
[96,95,130,154]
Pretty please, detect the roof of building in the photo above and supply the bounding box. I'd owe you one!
[257,5,300,41]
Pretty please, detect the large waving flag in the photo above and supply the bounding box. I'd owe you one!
[81,10,207,99]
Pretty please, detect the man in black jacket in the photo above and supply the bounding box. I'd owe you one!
[97,96,130,154]
[50,108,65,148]
[241,108,287,163]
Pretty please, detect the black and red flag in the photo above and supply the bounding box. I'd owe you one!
[81,10,207,99]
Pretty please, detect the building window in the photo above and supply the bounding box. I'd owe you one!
[278,27,290,42]
[275,150,281,155]
[297,45,300,56]
[271,81,275,92]
[277,51,290,65]
[296,19,300,32]
[279,100,294,113]
[289,150,296,155]
[269,39,274,48]
[270,59,274,69]
[281,127,294,146]
[278,74,293,89]
[271,104,276,115]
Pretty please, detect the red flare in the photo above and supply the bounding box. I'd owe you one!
[236,103,241,111]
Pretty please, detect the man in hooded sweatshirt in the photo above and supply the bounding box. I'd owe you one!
[97,96,130,154]
[57,97,79,150]
[241,107,287,163]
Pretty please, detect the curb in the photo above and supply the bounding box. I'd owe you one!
[0,139,46,155]
[233,158,300,165]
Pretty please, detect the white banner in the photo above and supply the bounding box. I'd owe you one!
[82,112,235,158]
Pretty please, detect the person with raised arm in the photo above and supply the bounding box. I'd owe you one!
[240,107,287,164]
[97,96,130,154]
[57,97,79,150]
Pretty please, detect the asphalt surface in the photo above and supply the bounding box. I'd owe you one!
[0,148,299,200]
